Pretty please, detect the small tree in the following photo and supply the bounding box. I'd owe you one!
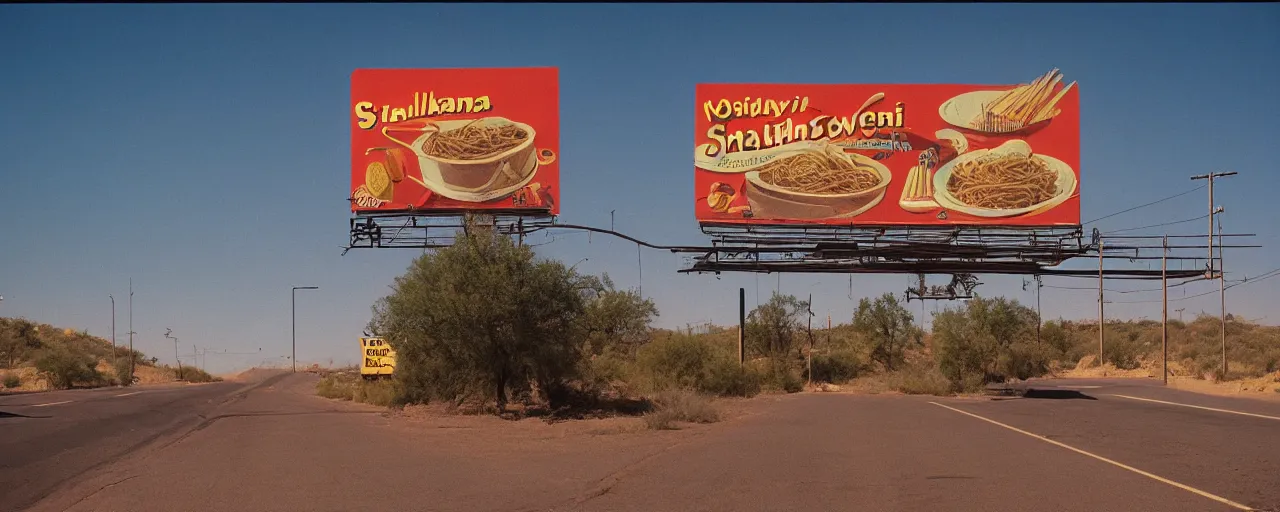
[851,293,916,371]
[746,292,810,360]
[369,217,590,411]
[580,274,659,357]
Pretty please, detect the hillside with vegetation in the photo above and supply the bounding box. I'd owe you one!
[0,318,219,392]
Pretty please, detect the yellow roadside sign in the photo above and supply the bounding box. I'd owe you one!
[359,337,396,377]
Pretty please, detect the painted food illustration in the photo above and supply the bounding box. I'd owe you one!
[422,119,530,161]
[933,139,1076,218]
[939,69,1077,134]
[898,148,941,213]
[382,117,554,203]
[743,143,890,220]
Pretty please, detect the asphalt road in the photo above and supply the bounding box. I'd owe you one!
[11,375,1280,512]
[0,371,290,511]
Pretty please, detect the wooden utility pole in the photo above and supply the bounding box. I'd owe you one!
[1162,235,1168,385]
[738,287,745,366]
[806,293,813,387]
[1098,240,1104,367]
[1035,275,1043,347]
[1191,171,1236,378]
[1218,217,1227,377]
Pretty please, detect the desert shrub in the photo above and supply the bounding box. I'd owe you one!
[887,366,958,395]
[808,349,862,384]
[932,296,1047,387]
[761,359,803,393]
[2,372,20,388]
[316,374,356,400]
[180,367,221,383]
[114,364,135,387]
[354,379,398,407]
[643,388,720,430]
[702,356,762,397]
[34,349,104,389]
[631,333,761,397]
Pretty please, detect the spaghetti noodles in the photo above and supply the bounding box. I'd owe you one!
[756,151,881,195]
[422,119,529,160]
[946,153,1058,210]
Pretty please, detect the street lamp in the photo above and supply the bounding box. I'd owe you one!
[292,286,319,373]
[164,328,182,380]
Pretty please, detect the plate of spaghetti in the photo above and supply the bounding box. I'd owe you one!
[939,69,1076,134]
[932,139,1076,218]
[381,117,556,201]
[742,143,891,220]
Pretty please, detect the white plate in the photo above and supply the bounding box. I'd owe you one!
[938,90,1053,134]
[933,148,1077,218]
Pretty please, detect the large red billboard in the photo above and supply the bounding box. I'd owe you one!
[694,70,1079,226]
[351,67,559,215]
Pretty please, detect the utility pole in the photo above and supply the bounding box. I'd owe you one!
[1161,235,1168,385]
[128,279,135,383]
[292,286,319,373]
[1176,308,1185,323]
[1191,171,1234,377]
[110,295,117,379]
[1034,275,1043,347]
[1098,240,1104,367]
[806,293,813,388]
[737,288,745,366]
[1218,216,1227,378]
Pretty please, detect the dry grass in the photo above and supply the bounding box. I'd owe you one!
[642,389,721,430]
[316,372,399,407]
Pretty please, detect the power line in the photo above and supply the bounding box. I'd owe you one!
[1084,185,1205,225]
[1103,214,1209,235]
[1105,267,1280,304]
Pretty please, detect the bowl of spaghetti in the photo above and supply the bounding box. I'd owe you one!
[742,143,891,220]
[382,117,542,194]
[932,139,1076,218]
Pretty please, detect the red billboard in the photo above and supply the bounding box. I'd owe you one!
[351,67,559,215]
[694,70,1079,226]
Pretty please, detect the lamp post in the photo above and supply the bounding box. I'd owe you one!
[292,286,319,373]
[164,328,181,380]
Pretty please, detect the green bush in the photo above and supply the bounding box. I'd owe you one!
[808,349,862,384]
[34,349,104,389]
[2,373,20,388]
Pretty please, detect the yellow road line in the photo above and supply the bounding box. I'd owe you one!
[929,401,1254,511]
[31,400,72,407]
[1108,394,1280,422]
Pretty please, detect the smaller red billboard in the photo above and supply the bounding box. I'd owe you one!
[350,67,560,215]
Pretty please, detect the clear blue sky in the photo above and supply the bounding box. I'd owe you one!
[2,4,1277,373]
